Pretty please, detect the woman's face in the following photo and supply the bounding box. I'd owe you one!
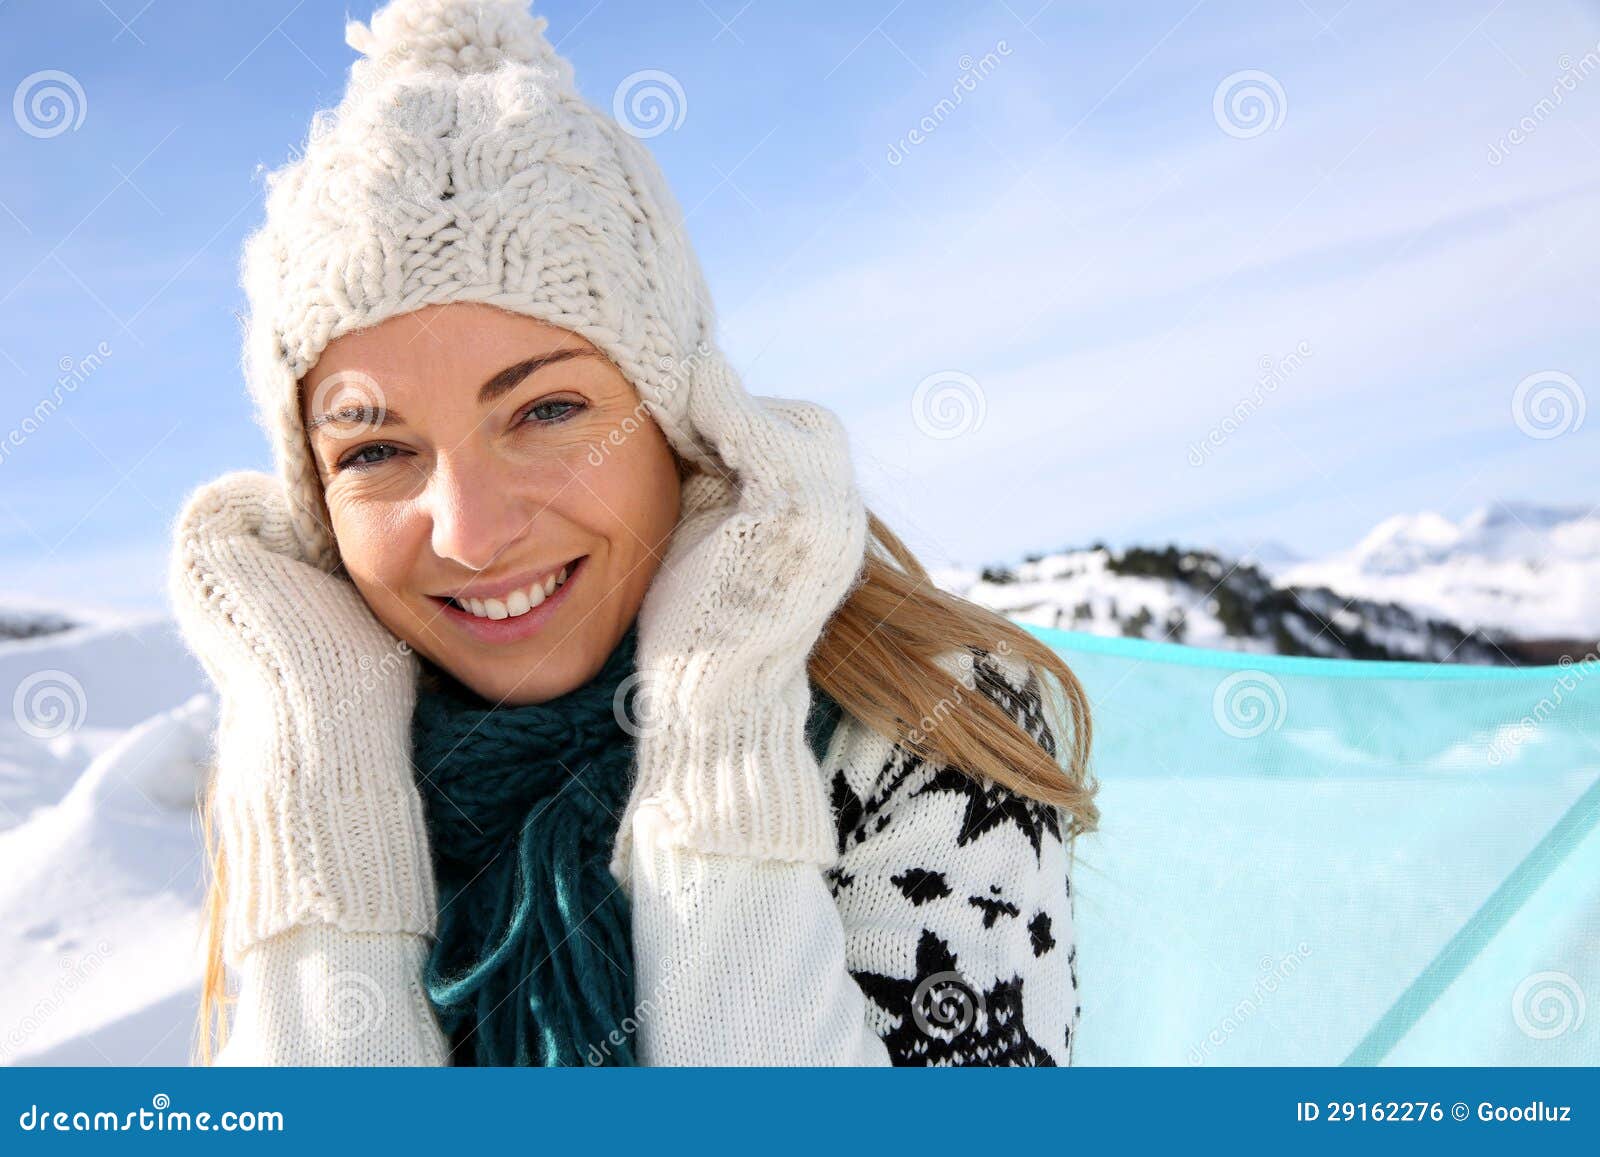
[299,302,682,705]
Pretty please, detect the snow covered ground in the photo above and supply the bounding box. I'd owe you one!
[0,614,210,1065]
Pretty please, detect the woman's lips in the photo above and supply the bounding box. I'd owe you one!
[429,555,587,645]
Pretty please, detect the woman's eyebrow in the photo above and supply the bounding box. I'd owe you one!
[307,347,603,433]
[477,347,602,406]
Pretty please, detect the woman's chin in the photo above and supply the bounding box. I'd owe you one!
[435,642,603,707]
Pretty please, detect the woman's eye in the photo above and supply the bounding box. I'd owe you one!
[335,443,399,472]
[521,398,584,425]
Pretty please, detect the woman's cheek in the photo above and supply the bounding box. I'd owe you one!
[324,487,414,572]
[574,427,680,548]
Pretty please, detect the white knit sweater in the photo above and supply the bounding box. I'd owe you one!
[214,647,1079,1067]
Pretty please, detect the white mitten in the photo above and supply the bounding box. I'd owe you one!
[169,471,436,965]
[612,356,869,885]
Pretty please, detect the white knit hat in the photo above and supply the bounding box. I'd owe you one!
[239,0,735,571]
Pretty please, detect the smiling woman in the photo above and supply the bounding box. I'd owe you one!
[299,303,683,704]
[170,0,1100,1069]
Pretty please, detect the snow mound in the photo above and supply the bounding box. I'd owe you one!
[0,609,214,1067]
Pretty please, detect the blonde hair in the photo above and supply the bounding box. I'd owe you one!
[192,506,1099,1063]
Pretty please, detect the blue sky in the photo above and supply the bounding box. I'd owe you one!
[1,0,1597,614]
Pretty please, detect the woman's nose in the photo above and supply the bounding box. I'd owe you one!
[425,453,543,572]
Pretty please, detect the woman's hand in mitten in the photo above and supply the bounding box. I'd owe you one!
[616,357,868,881]
[169,470,435,962]
[637,357,868,694]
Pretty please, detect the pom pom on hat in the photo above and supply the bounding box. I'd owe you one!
[343,0,575,86]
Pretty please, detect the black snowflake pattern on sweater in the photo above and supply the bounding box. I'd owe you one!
[822,646,1079,1067]
[851,928,1057,1066]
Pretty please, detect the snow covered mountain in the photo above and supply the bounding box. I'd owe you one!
[934,545,1517,666]
[930,501,1598,667]
[0,603,77,643]
[1277,502,1599,647]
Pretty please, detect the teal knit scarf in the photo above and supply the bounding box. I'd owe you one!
[410,620,844,1066]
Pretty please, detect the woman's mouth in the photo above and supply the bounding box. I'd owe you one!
[428,555,587,644]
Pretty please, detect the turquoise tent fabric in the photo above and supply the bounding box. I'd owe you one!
[1021,624,1600,1066]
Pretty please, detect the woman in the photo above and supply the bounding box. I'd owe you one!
[171,0,1098,1067]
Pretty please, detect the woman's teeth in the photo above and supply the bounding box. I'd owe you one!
[456,565,570,620]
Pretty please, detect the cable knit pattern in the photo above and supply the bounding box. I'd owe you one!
[239,0,729,571]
